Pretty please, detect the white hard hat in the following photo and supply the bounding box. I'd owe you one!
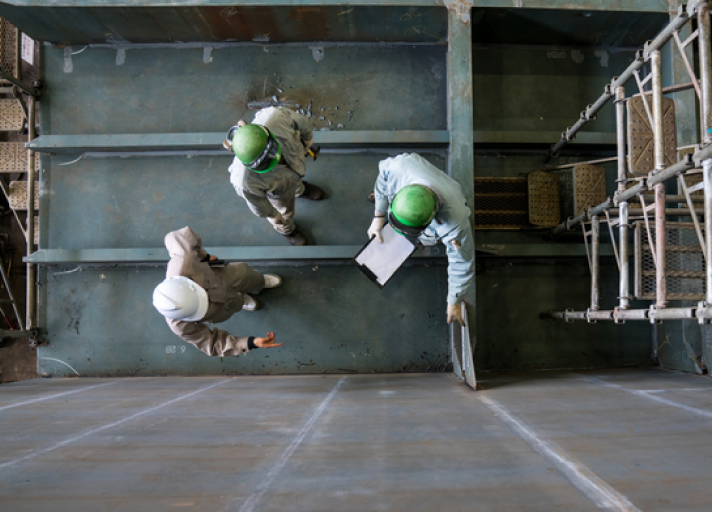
[152,276,209,321]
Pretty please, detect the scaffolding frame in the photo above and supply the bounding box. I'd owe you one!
[546,1,712,324]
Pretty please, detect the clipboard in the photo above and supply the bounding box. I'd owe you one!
[354,224,416,288]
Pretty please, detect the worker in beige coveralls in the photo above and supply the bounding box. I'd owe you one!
[225,106,326,247]
[152,226,283,356]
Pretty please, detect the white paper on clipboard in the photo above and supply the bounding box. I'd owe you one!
[354,224,415,287]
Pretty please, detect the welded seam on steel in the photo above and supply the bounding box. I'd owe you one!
[0,381,117,412]
[479,394,642,512]
[233,377,346,512]
[0,378,232,472]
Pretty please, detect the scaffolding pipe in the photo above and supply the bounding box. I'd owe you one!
[590,216,600,311]
[26,97,36,332]
[545,306,705,322]
[625,208,705,215]
[616,86,630,309]
[547,6,690,159]
[652,50,667,308]
[698,1,712,142]
[646,154,695,186]
[0,259,23,331]
[614,181,648,205]
[699,1,712,305]
[630,194,703,203]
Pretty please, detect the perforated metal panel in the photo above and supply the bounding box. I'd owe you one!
[0,18,17,79]
[627,94,677,175]
[528,171,560,227]
[8,180,38,210]
[474,177,529,230]
[572,164,606,217]
[634,221,705,301]
[0,142,38,172]
[0,100,24,131]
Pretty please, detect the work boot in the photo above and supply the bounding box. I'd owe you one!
[242,295,261,311]
[298,181,325,201]
[284,227,308,246]
[263,274,283,289]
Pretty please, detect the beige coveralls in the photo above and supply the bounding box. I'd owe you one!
[164,227,265,356]
[228,107,313,235]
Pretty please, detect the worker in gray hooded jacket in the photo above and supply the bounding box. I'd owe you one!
[152,226,283,357]
[226,107,325,246]
[367,153,475,326]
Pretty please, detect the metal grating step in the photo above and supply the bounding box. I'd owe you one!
[0,142,39,173]
[0,18,17,80]
[0,99,23,131]
[573,164,607,217]
[528,171,560,227]
[8,180,38,210]
[627,93,677,175]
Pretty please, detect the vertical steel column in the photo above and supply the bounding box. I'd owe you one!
[447,4,476,389]
[616,86,630,309]
[26,97,36,331]
[590,216,600,311]
[652,50,668,308]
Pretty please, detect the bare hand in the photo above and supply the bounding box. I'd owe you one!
[209,255,219,262]
[255,332,282,348]
[446,304,465,326]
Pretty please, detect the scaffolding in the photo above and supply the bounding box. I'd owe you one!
[544,0,712,325]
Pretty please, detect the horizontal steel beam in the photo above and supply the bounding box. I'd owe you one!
[27,130,616,154]
[24,242,615,264]
[0,329,39,340]
[27,131,449,153]
[0,1,669,11]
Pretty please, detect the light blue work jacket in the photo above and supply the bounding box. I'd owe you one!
[373,153,475,306]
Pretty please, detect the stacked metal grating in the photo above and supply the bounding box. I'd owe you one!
[635,221,705,300]
[474,177,529,229]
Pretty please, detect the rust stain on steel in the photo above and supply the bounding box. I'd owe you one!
[202,7,285,42]
[443,0,474,23]
[288,7,330,41]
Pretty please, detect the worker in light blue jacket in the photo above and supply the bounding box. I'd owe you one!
[367,153,474,326]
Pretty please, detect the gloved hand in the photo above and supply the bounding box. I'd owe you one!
[367,216,387,243]
[255,332,283,348]
[446,303,465,326]
[303,138,313,151]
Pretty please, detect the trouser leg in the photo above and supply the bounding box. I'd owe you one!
[266,189,298,235]
[212,263,266,322]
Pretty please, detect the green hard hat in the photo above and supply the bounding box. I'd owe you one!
[390,185,438,234]
[230,124,281,173]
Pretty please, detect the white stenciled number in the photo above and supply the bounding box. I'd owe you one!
[180,346,186,353]
[166,346,176,354]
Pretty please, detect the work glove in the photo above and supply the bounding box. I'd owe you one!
[367,216,387,243]
[446,303,465,326]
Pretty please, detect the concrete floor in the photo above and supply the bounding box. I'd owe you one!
[1,369,711,511]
